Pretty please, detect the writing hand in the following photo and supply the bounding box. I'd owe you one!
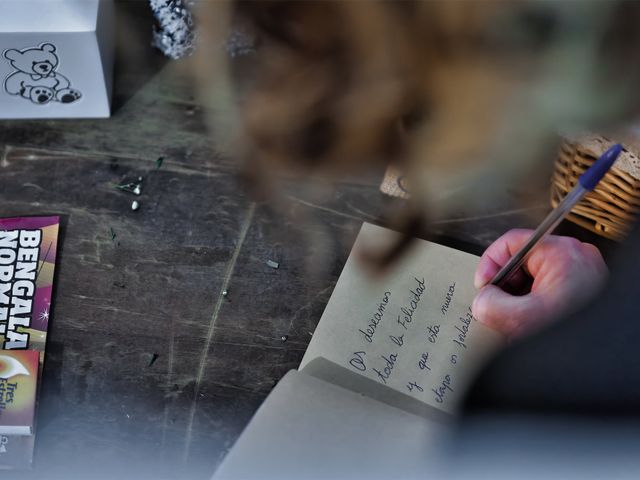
[472,229,608,339]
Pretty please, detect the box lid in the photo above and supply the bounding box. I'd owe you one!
[0,0,100,33]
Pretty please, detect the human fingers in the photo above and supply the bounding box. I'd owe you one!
[471,285,545,339]
[474,229,535,289]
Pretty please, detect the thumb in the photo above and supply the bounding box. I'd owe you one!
[472,285,545,338]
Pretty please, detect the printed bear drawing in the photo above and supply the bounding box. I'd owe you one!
[3,42,82,105]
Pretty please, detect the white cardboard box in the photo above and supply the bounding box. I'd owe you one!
[0,0,114,119]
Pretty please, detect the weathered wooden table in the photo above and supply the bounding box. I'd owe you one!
[0,4,614,480]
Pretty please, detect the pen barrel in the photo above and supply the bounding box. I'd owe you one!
[490,184,588,287]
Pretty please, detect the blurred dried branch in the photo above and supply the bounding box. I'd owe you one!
[193,0,640,265]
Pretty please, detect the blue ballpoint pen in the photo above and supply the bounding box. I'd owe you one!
[489,143,624,288]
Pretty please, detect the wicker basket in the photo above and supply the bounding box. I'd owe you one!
[551,134,640,241]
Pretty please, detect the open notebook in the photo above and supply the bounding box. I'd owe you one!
[214,223,504,479]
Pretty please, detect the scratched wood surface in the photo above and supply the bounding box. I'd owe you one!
[0,3,616,480]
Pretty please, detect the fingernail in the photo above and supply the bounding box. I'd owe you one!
[474,270,486,289]
[472,287,492,325]
[471,291,481,320]
[474,262,491,289]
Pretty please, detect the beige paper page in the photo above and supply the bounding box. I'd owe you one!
[300,223,504,414]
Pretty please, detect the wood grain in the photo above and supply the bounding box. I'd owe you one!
[0,3,615,479]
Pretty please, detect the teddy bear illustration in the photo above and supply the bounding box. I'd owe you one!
[3,42,82,105]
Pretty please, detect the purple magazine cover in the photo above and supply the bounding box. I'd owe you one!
[0,216,60,469]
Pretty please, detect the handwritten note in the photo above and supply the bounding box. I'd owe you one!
[300,223,504,414]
